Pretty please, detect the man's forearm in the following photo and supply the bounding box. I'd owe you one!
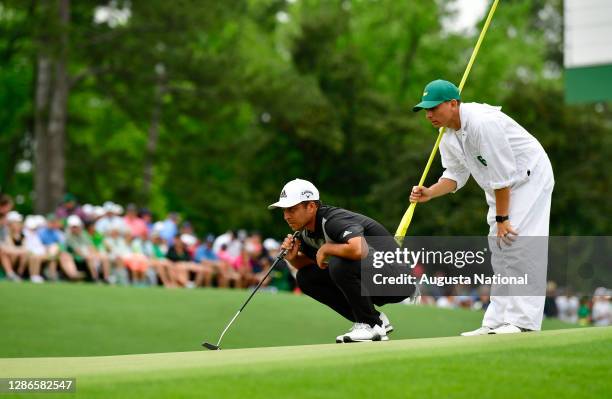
[494,187,510,216]
[287,253,316,269]
[429,178,458,198]
[322,239,364,261]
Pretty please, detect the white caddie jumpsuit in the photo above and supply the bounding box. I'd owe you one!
[439,102,555,331]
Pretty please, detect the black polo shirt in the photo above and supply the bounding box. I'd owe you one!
[298,204,393,261]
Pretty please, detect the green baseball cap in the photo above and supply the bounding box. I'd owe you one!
[413,79,461,112]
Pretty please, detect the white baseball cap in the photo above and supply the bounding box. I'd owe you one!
[152,221,164,233]
[67,214,83,227]
[180,233,198,247]
[268,178,319,209]
[113,204,124,215]
[263,238,280,251]
[6,211,23,223]
[103,201,116,213]
[93,206,106,218]
[24,215,40,230]
[82,204,94,216]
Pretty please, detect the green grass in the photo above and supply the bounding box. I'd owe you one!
[0,281,573,357]
[0,283,608,398]
[0,328,610,399]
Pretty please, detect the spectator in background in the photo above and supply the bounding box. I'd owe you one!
[217,243,247,288]
[0,195,21,281]
[38,214,82,281]
[0,193,13,239]
[85,221,106,253]
[80,204,95,223]
[556,288,579,324]
[242,236,266,288]
[246,232,263,257]
[39,214,59,242]
[166,234,193,287]
[65,215,111,282]
[578,296,591,326]
[232,230,248,257]
[95,202,125,235]
[194,235,239,288]
[181,233,199,259]
[261,238,295,292]
[166,234,211,288]
[232,245,255,288]
[104,220,131,284]
[139,208,154,232]
[454,284,475,309]
[92,206,106,223]
[1,211,32,282]
[248,237,273,288]
[591,287,611,327]
[544,281,559,318]
[55,193,86,220]
[160,213,179,245]
[180,221,194,236]
[213,230,235,255]
[23,215,52,282]
[475,285,491,311]
[144,227,175,287]
[124,204,149,239]
[0,194,12,210]
[123,229,151,286]
[181,233,213,287]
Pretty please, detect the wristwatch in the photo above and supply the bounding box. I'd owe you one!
[495,215,509,223]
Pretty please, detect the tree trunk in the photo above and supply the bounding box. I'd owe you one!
[34,55,52,212]
[33,0,70,213]
[47,56,69,210]
[142,65,166,201]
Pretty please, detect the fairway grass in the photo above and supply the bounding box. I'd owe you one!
[1,327,610,398]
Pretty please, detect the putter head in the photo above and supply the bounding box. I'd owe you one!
[202,342,220,351]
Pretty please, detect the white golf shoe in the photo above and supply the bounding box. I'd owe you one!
[460,326,494,336]
[336,315,393,343]
[489,323,528,334]
[379,312,394,335]
[343,323,387,343]
[336,323,357,343]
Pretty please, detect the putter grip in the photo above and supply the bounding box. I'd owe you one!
[280,231,301,258]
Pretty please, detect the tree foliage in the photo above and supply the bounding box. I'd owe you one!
[1,0,610,237]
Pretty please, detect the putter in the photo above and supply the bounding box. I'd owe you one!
[202,231,300,350]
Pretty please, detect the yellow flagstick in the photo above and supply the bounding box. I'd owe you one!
[395,0,500,242]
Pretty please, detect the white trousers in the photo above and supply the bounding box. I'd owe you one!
[482,155,554,331]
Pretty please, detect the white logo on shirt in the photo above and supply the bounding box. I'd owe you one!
[342,230,352,238]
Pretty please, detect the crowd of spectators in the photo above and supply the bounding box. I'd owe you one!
[0,193,295,291]
[544,283,611,327]
[405,266,611,327]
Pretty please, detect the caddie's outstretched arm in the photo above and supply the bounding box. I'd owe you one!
[410,178,457,203]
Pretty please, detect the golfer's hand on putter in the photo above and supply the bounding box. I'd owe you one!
[281,234,300,261]
[497,220,518,248]
[410,186,433,203]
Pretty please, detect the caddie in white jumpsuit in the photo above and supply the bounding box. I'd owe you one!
[410,79,554,335]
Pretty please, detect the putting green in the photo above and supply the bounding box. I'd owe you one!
[1,327,610,398]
